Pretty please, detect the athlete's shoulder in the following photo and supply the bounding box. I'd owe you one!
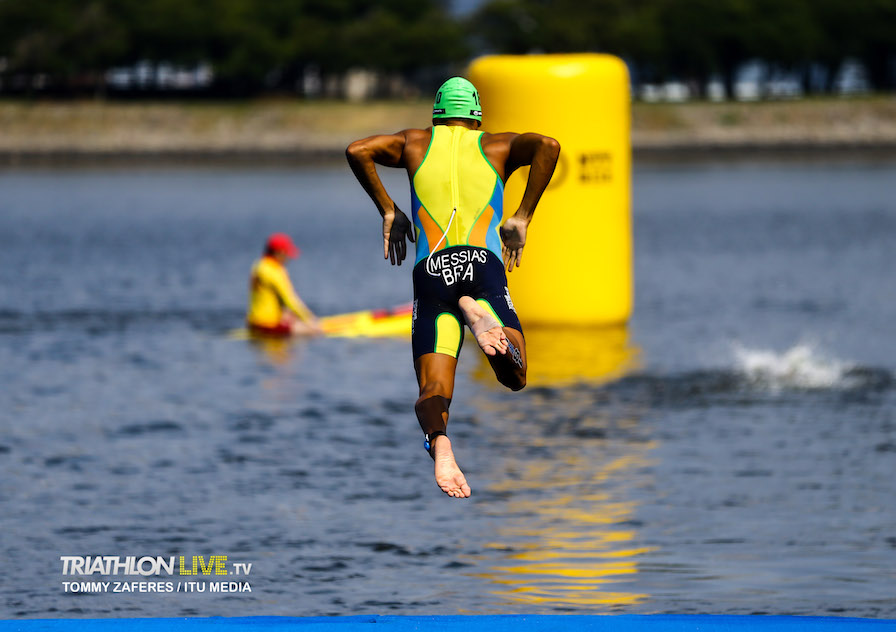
[401,127,432,138]
[399,127,433,147]
[479,131,520,145]
[477,132,518,174]
[400,127,434,170]
[347,128,428,168]
[484,131,560,158]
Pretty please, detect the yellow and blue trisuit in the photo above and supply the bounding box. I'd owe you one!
[410,124,522,360]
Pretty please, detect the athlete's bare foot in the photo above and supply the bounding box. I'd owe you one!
[430,435,471,498]
[458,296,508,356]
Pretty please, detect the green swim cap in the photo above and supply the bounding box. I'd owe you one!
[432,77,482,122]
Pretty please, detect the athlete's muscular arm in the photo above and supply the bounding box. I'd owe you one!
[489,132,561,272]
[346,132,416,265]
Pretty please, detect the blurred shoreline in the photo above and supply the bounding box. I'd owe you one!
[2,97,896,166]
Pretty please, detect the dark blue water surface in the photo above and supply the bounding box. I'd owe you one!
[1,159,894,619]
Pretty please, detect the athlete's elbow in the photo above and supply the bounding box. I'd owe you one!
[542,136,561,158]
[345,140,370,165]
[345,142,359,161]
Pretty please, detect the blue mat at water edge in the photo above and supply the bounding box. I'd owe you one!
[2,616,896,631]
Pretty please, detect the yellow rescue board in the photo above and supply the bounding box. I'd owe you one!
[228,303,412,340]
[320,303,412,338]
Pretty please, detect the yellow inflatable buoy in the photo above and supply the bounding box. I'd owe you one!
[469,54,632,327]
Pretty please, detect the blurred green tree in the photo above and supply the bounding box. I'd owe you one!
[1,0,893,96]
[470,0,895,95]
[851,0,896,90]
[741,0,818,92]
[0,0,129,93]
[0,0,468,96]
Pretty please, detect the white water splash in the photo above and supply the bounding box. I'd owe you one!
[731,343,854,391]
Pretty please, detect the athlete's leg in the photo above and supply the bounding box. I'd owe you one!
[414,353,456,437]
[457,295,526,391]
[414,353,471,499]
[458,295,508,356]
[487,326,527,391]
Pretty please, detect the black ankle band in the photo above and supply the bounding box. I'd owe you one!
[424,430,447,458]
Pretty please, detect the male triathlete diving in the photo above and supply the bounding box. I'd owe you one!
[346,77,560,498]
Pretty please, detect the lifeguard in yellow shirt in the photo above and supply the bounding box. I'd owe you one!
[246,233,321,337]
[346,77,560,499]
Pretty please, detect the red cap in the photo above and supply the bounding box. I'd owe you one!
[266,233,300,258]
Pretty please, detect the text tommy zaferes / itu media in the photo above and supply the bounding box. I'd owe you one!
[60,555,252,577]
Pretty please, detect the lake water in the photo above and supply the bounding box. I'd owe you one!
[1,158,894,619]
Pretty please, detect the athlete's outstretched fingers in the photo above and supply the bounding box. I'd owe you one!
[505,250,516,272]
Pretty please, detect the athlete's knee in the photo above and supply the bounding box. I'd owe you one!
[502,369,527,391]
[500,333,527,391]
[417,378,451,401]
[490,353,526,391]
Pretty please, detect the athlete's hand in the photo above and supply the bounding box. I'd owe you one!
[500,215,528,272]
[383,206,415,265]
